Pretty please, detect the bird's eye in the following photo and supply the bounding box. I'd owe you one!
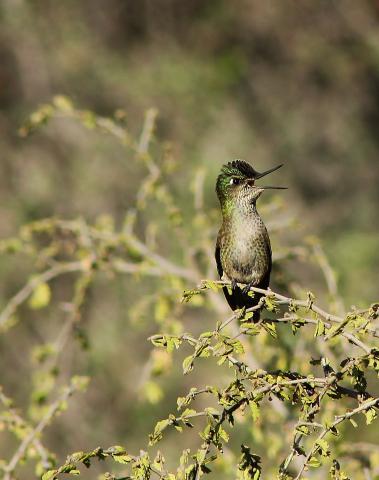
[229,178,241,185]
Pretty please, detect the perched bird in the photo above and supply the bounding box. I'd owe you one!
[215,160,286,317]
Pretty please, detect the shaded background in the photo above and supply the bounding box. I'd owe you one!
[1,0,379,301]
[0,0,379,477]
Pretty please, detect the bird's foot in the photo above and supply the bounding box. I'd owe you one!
[231,279,238,290]
[242,283,254,296]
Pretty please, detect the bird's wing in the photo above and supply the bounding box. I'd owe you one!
[215,235,223,279]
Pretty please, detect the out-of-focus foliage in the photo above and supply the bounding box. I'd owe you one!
[0,100,378,480]
[1,2,379,479]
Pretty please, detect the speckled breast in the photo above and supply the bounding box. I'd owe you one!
[220,214,271,286]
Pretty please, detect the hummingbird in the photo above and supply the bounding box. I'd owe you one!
[215,160,286,317]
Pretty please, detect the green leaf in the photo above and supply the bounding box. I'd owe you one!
[71,376,90,392]
[112,454,132,464]
[242,323,260,336]
[238,445,261,479]
[296,424,309,435]
[231,339,245,354]
[53,95,73,111]
[181,289,202,303]
[181,408,196,419]
[42,471,58,480]
[68,452,85,463]
[143,381,163,404]
[29,282,51,309]
[307,456,321,468]
[202,280,221,292]
[81,111,97,129]
[306,291,315,308]
[182,355,194,375]
[61,464,79,474]
[316,439,330,457]
[196,447,207,464]
[154,297,170,323]
[200,331,214,339]
[262,321,277,338]
[166,337,175,353]
[314,318,325,337]
[149,419,170,445]
[264,295,278,312]
[218,425,229,442]
[249,401,260,422]
[349,418,358,428]
[364,407,377,425]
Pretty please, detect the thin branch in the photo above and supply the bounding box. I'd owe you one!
[210,281,376,354]
[0,261,86,330]
[3,379,85,479]
[294,397,379,480]
[0,389,52,470]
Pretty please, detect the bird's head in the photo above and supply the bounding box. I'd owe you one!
[216,160,286,214]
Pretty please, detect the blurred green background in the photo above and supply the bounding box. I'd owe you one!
[0,1,379,477]
[1,1,379,302]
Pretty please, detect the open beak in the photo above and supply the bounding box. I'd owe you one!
[246,164,286,189]
[255,163,283,179]
[254,163,286,190]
